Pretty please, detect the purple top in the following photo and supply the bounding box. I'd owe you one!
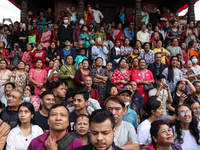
[28,130,83,150]
[73,25,82,42]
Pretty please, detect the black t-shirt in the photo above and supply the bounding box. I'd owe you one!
[35,111,49,131]
[68,111,78,135]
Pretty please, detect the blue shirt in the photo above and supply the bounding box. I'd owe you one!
[71,12,78,22]
[92,46,109,66]
[62,48,71,63]
[122,107,138,129]
[74,55,88,70]
[124,27,135,41]
[139,50,155,66]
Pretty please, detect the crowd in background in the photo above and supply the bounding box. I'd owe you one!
[0,3,200,150]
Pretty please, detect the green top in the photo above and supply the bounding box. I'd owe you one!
[59,65,76,89]
[95,31,106,41]
[78,32,92,48]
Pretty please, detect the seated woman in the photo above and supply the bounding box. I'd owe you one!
[28,59,48,95]
[23,89,40,112]
[74,59,90,88]
[112,23,125,46]
[130,47,141,68]
[166,38,183,58]
[0,59,12,88]
[59,55,76,89]
[111,58,131,91]
[146,120,182,150]
[95,26,106,42]
[22,44,34,68]
[75,114,90,146]
[10,61,29,93]
[190,55,200,78]
[6,102,43,150]
[172,104,200,150]
[40,25,51,50]
[168,79,196,115]
[137,96,163,149]
[45,42,60,64]
[132,59,155,103]
[30,44,46,69]
[110,39,125,71]
[162,56,182,92]
[153,40,170,65]
[188,40,200,65]
[135,40,143,53]
[103,85,118,107]
[177,60,187,79]
[185,60,196,83]
[47,59,60,82]
[120,38,133,59]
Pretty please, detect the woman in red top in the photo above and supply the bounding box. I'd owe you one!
[180,42,188,62]
[30,44,46,68]
[22,44,34,68]
[111,58,131,91]
[132,59,155,103]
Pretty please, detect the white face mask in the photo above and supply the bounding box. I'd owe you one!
[124,101,130,107]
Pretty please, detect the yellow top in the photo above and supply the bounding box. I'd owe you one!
[153,48,170,64]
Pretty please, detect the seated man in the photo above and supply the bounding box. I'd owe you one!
[0,82,16,107]
[68,89,92,134]
[35,90,55,131]
[28,104,83,150]
[1,90,22,128]
[74,109,123,150]
[118,88,138,129]
[48,81,67,106]
[105,97,140,150]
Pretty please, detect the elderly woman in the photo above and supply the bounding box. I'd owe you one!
[74,59,90,88]
[146,120,182,150]
[132,59,155,103]
[90,57,110,106]
[172,104,200,150]
[111,58,131,91]
[59,55,76,89]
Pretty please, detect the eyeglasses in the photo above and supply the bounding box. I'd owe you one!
[179,110,191,116]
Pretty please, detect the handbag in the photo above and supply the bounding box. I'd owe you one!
[165,56,170,66]
[138,69,154,91]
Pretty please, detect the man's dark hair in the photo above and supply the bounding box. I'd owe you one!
[193,81,200,87]
[41,90,54,100]
[156,74,166,80]
[48,104,69,118]
[154,52,162,57]
[73,89,89,101]
[65,87,78,99]
[105,97,125,108]
[5,82,16,89]
[89,109,115,129]
[48,81,64,91]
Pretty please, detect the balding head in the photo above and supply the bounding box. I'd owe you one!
[84,76,93,88]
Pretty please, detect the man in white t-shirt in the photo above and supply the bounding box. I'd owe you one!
[92,4,104,31]
[105,97,140,150]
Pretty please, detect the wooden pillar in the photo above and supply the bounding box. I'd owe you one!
[187,0,195,24]
[77,0,85,19]
[21,0,28,24]
[135,0,142,34]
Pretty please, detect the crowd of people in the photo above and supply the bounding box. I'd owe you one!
[0,3,200,150]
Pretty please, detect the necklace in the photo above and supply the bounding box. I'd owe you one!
[0,69,6,78]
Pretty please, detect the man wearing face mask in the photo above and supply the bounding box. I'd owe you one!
[57,16,73,50]
[118,88,138,129]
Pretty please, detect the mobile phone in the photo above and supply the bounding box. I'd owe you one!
[66,6,69,9]
[89,7,92,11]
[54,62,57,66]
[98,37,101,42]
[15,45,19,51]
[22,23,25,28]
[109,25,111,28]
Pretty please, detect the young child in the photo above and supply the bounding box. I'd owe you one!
[130,47,141,68]
[150,31,159,43]
[74,49,88,70]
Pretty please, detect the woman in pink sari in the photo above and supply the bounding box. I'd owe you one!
[40,25,51,50]
[132,59,155,103]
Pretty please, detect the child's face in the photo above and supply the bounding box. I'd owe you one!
[106,63,113,71]
[110,87,118,96]
[80,50,85,56]
[133,49,139,54]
